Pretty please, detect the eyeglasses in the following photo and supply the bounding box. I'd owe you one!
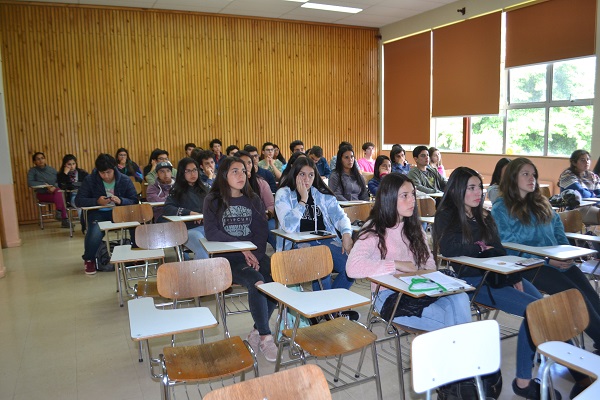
[184,168,199,174]
[250,154,259,159]
[228,168,247,177]
[264,148,274,152]
[157,157,169,162]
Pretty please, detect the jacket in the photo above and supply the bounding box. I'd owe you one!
[407,165,446,194]
[146,179,174,221]
[75,168,139,208]
[57,168,89,191]
[163,184,207,229]
[328,171,369,201]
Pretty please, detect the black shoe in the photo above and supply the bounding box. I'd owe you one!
[512,378,562,400]
[61,219,70,228]
[54,210,62,221]
[340,310,360,321]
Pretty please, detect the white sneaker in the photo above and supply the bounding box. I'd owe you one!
[259,334,278,362]
[245,328,260,355]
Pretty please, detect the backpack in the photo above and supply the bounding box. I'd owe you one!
[436,369,503,400]
[95,238,131,272]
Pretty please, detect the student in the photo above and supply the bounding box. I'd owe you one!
[238,150,277,250]
[390,145,410,175]
[225,144,240,156]
[75,154,139,275]
[145,150,176,185]
[203,156,278,362]
[210,138,225,168]
[273,144,286,165]
[275,157,356,294]
[328,145,369,201]
[245,145,277,192]
[329,141,352,172]
[367,155,391,196]
[307,145,331,178]
[433,166,560,400]
[487,158,511,203]
[162,158,209,260]
[115,148,143,182]
[145,161,174,222]
[194,149,217,190]
[356,141,376,173]
[348,173,471,330]
[27,152,69,228]
[258,142,283,180]
[558,149,600,225]
[428,146,446,178]
[289,140,305,154]
[492,157,600,397]
[184,143,196,157]
[407,145,446,194]
[57,154,88,207]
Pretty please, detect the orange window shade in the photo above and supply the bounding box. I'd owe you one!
[506,0,596,68]
[432,12,501,117]
[383,32,431,145]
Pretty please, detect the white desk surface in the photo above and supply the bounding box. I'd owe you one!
[81,204,115,211]
[427,192,443,198]
[98,221,140,231]
[270,228,336,242]
[502,242,597,261]
[579,200,597,207]
[369,272,474,298]
[110,245,164,263]
[163,214,203,222]
[419,216,434,224]
[30,184,51,189]
[582,198,600,202]
[441,255,543,274]
[257,282,370,318]
[565,232,600,243]
[199,237,256,255]
[338,200,372,207]
[128,297,217,341]
[143,201,165,207]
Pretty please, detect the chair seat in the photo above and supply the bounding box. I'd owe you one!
[282,317,376,357]
[391,322,427,336]
[135,281,159,297]
[163,336,254,381]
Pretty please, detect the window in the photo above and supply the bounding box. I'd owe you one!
[433,56,595,156]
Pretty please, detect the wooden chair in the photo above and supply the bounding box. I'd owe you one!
[151,259,257,399]
[559,210,584,234]
[343,202,372,224]
[417,196,436,218]
[30,187,55,230]
[526,289,598,400]
[203,364,331,400]
[411,320,501,400]
[540,186,552,198]
[112,203,153,225]
[268,245,383,399]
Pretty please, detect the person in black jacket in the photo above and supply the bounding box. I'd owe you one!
[75,154,138,275]
[162,157,209,260]
[57,154,88,207]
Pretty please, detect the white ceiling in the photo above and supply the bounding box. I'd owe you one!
[14,0,456,28]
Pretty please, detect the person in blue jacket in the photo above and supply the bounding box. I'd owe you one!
[493,157,600,398]
[75,154,139,275]
[367,155,391,196]
[558,149,600,225]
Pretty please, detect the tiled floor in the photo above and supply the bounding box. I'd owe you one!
[0,223,587,400]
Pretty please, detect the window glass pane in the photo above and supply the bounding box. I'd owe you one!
[508,64,547,104]
[548,106,593,156]
[506,108,545,155]
[470,115,504,154]
[434,117,463,151]
[552,57,596,101]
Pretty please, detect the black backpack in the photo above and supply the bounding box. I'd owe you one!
[437,369,503,400]
[94,238,130,272]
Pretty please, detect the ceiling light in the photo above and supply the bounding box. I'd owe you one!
[301,2,362,14]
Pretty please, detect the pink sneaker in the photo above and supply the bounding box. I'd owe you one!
[245,329,260,355]
[84,260,97,275]
[259,334,278,362]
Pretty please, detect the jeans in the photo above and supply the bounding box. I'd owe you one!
[230,255,277,335]
[301,238,354,290]
[465,276,542,380]
[185,226,209,260]
[523,264,600,349]
[83,210,113,260]
[375,289,472,331]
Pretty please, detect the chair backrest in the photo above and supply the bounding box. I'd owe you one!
[157,258,232,299]
[526,288,589,346]
[417,196,436,218]
[412,320,500,395]
[540,186,551,198]
[203,364,331,400]
[112,203,153,224]
[558,210,583,233]
[271,245,333,285]
[132,181,142,196]
[135,222,188,250]
[343,203,372,223]
[361,171,374,184]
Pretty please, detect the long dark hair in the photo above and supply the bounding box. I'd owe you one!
[357,173,429,267]
[237,150,264,194]
[278,157,335,196]
[171,157,207,203]
[433,167,498,253]
[334,145,366,193]
[60,154,78,171]
[115,148,137,176]
[373,155,390,180]
[568,149,590,176]
[280,151,307,181]
[273,144,286,164]
[207,156,258,214]
[490,158,511,186]
[500,157,553,225]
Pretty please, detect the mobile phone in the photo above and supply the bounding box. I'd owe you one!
[310,230,331,236]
